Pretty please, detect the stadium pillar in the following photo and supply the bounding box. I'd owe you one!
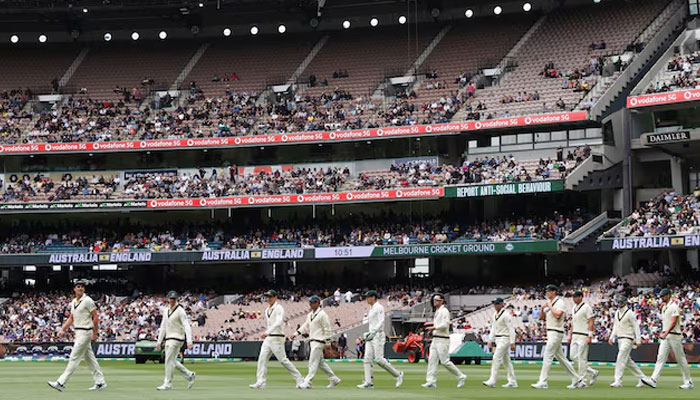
[612,251,633,276]
[688,249,699,271]
[669,156,686,195]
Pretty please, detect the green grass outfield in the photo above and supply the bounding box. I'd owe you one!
[0,360,696,400]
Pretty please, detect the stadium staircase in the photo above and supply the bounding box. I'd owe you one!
[450,15,546,121]
[587,0,687,120]
[58,47,89,88]
[170,43,210,92]
[372,25,452,99]
[560,211,622,252]
[286,35,329,87]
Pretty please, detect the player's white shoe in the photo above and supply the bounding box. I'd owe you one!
[356,382,374,389]
[421,382,437,388]
[502,382,518,388]
[457,375,466,388]
[635,380,644,388]
[89,383,107,392]
[298,381,312,389]
[156,385,172,391]
[249,382,266,389]
[482,380,496,388]
[187,372,196,389]
[642,377,656,388]
[531,381,548,389]
[48,381,65,392]
[566,382,579,389]
[680,381,694,390]
[590,369,599,386]
[610,381,623,388]
[395,371,404,388]
[326,377,341,388]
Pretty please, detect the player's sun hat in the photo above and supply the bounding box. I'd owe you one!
[658,288,671,297]
[364,290,378,298]
[73,279,89,287]
[309,295,321,303]
[573,290,583,297]
[167,290,179,299]
[545,284,558,292]
[492,297,505,305]
[264,289,278,297]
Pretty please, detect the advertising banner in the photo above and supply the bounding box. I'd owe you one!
[444,180,564,198]
[627,89,700,108]
[599,235,700,251]
[314,241,559,259]
[0,112,588,156]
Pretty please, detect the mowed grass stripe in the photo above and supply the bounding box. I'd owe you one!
[0,361,696,400]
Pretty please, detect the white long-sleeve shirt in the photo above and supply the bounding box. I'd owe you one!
[296,308,333,343]
[662,301,681,335]
[367,302,385,334]
[156,304,193,345]
[489,308,515,344]
[265,301,285,336]
[611,306,641,345]
[432,305,451,339]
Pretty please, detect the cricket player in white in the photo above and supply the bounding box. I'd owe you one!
[155,291,196,390]
[250,290,303,389]
[608,295,654,388]
[532,284,580,389]
[422,294,466,388]
[568,290,599,387]
[357,290,404,388]
[649,288,694,389]
[48,280,106,392]
[294,295,341,389]
[483,297,517,388]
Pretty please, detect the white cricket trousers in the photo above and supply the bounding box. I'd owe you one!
[570,337,597,383]
[255,336,303,384]
[363,334,400,384]
[162,340,192,386]
[304,341,337,384]
[425,338,464,385]
[487,337,517,384]
[538,330,578,384]
[57,329,105,386]
[613,338,646,383]
[651,336,692,384]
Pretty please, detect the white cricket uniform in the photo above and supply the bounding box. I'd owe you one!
[651,301,692,384]
[156,304,194,386]
[57,294,106,387]
[296,308,338,385]
[254,301,303,385]
[570,302,597,383]
[610,306,647,383]
[425,305,465,384]
[363,302,401,384]
[486,308,517,385]
[537,297,578,384]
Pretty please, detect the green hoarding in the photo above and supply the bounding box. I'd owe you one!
[444,180,565,198]
[370,241,559,257]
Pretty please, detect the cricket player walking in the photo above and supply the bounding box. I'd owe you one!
[294,295,341,389]
[422,294,467,388]
[48,280,107,392]
[250,290,303,389]
[649,288,694,389]
[608,295,654,388]
[531,284,581,389]
[357,290,404,389]
[568,290,599,387]
[155,291,196,390]
[483,297,517,388]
